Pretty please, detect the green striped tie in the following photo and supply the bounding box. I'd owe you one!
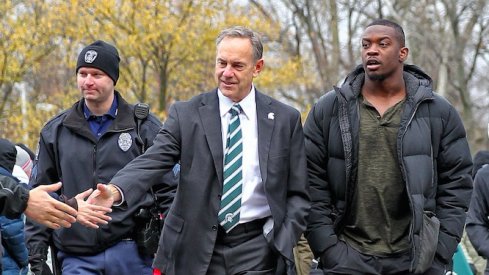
[218,104,243,232]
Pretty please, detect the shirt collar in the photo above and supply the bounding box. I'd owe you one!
[83,95,118,120]
[218,85,255,119]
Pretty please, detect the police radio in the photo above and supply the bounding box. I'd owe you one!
[134,103,150,153]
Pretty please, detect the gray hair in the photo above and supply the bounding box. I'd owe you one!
[216,26,263,61]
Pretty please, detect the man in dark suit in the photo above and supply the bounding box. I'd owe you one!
[88,26,310,274]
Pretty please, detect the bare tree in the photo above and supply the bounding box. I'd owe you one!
[253,0,489,150]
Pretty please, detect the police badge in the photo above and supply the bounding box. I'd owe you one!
[118,133,132,151]
[84,50,98,63]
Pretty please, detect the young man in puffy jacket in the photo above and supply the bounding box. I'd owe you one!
[304,19,472,274]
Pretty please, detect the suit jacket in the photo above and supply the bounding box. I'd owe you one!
[112,89,310,274]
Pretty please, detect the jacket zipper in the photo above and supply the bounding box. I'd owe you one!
[340,101,361,231]
[334,87,359,232]
[400,96,433,271]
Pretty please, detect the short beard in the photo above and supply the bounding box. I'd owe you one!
[366,73,386,81]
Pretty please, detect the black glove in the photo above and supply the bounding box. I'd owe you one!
[28,244,53,275]
[30,261,54,275]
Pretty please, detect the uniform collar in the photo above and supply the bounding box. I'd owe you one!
[83,95,118,120]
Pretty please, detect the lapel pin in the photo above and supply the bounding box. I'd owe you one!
[268,112,275,120]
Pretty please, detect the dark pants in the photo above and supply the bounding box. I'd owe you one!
[319,240,446,275]
[58,240,153,275]
[207,218,278,275]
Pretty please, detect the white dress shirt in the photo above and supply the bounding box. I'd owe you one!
[218,87,271,224]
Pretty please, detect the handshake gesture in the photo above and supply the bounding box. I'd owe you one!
[76,183,119,228]
[27,183,118,229]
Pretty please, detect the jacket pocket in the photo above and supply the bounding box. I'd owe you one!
[160,213,184,261]
[414,211,440,273]
[165,213,184,233]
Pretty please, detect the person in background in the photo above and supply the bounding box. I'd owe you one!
[13,145,34,184]
[87,26,310,275]
[304,19,472,274]
[25,40,176,275]
[16,143,35,161]
[1,139,29,275]
[0,137,104,273]
[0,139,100,274]
[466,150,489,274]
[470,150,489,179]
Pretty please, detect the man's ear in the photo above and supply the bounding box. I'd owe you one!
[399,47,409,62]
[253,59,264,77]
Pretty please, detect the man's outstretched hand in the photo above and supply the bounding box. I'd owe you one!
[87,183,117,209]
[24,182,77,229]
[75,188,113,228]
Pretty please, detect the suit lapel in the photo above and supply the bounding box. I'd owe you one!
[198,90,224,186]
[255,90,274,185]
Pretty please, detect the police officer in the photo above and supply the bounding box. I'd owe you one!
[26,40,176,275]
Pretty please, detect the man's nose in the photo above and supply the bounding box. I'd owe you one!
[366,45,380,55]
[222,66,234,77]
[85,74,95,84]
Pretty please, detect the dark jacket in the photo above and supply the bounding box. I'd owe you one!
[25,92,177,255]
[0,167,28,268]
[0,173,29,219]
[0,139,29,274]
[304,65,473,272]
[110,89,310,274]
[0,174,29,273]
[471,150,489,178]
[0,138,28,219]
[466,163,489,260]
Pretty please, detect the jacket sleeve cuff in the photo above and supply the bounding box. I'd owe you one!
[59,194,78,211]
[20,187,30,213]
[306,231,338,257]
[111,184,125,207]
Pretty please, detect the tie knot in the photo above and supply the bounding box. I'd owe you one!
[230,104,242,117]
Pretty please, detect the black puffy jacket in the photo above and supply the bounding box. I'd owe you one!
[304,65,472,271]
